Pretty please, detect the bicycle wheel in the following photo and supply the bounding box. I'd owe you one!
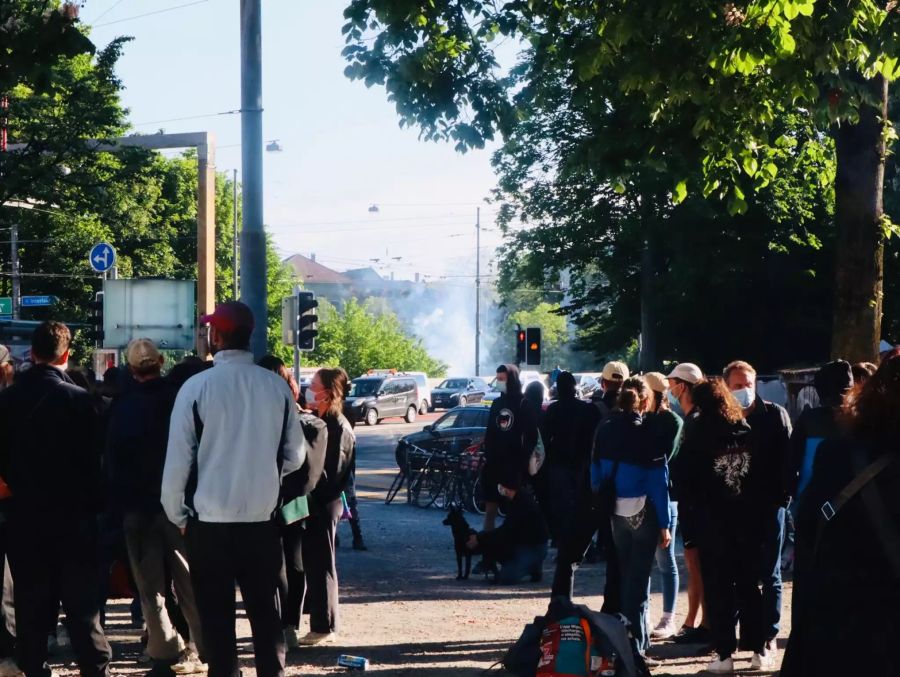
[384,470,405,505]
[414,464,447,508]
[470,474,486,515]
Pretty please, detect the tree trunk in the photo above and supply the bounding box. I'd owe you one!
[639,194,660,371]
[831,74,888,363]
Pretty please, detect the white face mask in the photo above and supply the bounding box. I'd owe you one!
[496,381,507,394]
[732,386,755,408]
[307,388,325,408]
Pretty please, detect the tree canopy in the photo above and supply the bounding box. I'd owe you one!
[342,0,900,363]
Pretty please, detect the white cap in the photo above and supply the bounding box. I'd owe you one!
[880,340,894,353]
[666,363,704,384]
[643,372,668,394]
[602,361,630,382]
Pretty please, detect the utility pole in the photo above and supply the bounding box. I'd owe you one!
[10,222,18,320]
[232,168,239,299]
[475,207,481,376]
[240,0,267,358]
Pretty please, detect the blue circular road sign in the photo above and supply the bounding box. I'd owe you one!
[89,242,116,273]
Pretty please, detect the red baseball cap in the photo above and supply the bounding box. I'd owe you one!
[200,301,255,333]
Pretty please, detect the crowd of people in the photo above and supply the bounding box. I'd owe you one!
[0,302,363,677]
[0,299,895,676]
[470,348,899,674]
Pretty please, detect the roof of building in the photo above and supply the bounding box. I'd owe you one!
[283,254,352,285]
[343,267,384,284]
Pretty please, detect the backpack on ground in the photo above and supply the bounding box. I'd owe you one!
[498,597,648,677]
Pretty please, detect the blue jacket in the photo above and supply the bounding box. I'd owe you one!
[590,411,670,530]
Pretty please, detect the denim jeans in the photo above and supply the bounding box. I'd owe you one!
[497,543,548,585]
[611,504,660,653]
[654,501,679,615]
[760,506,785,641]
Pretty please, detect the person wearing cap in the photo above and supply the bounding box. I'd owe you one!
[0,321,112,677]
[591,361,629,416]
[162,302,306,677]
[664,363,710,646]
[642,372,684,640]
[107,339,207,674]
[723,360,792,658]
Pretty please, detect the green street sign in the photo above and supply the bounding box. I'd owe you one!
[0,298,11,316]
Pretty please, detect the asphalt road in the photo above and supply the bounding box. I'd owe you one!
[352,412,442,499]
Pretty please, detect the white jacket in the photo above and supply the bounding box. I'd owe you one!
[162,350,306,527]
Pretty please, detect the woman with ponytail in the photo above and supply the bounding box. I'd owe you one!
[590,376,671,660]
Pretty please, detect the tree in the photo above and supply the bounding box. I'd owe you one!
[503,302,568,368]
[309,298,447,378]
[342,0,900,361]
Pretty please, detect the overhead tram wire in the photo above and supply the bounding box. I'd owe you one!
[90,0,129,23]
[93,0,209,27]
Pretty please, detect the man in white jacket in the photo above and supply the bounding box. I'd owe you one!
[163,301,305,677]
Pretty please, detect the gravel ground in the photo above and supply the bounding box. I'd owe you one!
[54,495,790,676]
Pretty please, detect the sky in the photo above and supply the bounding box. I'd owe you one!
[83,0,507,283]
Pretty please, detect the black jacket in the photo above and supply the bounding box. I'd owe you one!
[309,412,355,509]
[282,412,328,505]
[105,377,177,514]
[478,488,549,562]
[745,397,793,507]
[0,364,103,516]
[484,395,539,489]
[675,411,759,511]
[542,396,601,471]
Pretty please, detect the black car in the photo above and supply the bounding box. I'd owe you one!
[346,375,420,426]
[395,405,490,468]
[429,377,489,411]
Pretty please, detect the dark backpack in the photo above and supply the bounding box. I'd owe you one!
[499,597,647,677]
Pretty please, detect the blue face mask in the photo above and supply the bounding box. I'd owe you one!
[667,390,684,417]
[732,387,755,408]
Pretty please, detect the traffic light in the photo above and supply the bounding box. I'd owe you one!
[526,327,541,366]
[89,291,104,346]
[515,324,527,364]
[296,291,319,351]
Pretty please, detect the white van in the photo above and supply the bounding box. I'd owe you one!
[400,371,432,414]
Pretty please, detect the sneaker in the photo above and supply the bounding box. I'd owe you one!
[0,658,23,677]
[171,649,208,674]
[674,625,711,644]
[651,617,677,639]
[751,650,775,670]
[298,631,337,646]
[706,656,734,674]
[285,627,301,651]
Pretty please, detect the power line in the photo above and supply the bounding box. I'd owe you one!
[132,110,241,127]
[93,0,208,27]
[91,0,129,23]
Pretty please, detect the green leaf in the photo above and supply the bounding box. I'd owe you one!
[742,155,759,177]
[778,30,796,54]
[672,180,688,204]
[613,181,626,194]
[783,3,799,20]
[728,196,748,216]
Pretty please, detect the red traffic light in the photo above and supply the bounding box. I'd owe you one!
[518,332,525,341]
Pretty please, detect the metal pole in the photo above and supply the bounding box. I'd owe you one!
[293,285,301,387]
[240,0,267,357]
[10,222,18,320]
[475,207,481,376]
[233,168,239,299]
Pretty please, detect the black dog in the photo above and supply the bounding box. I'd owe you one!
[443,505,479,580]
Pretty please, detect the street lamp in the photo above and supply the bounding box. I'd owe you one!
[266,139,283,152]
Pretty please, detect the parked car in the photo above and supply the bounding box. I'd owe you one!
[346,375,420,426]
[430,377,489,411]
[573,373,601,399]
[401,371,433,414]
[395,405,491,468]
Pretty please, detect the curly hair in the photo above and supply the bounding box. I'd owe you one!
[617,376,652,414]
[842,350,900,444]
[691,376,744,424]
